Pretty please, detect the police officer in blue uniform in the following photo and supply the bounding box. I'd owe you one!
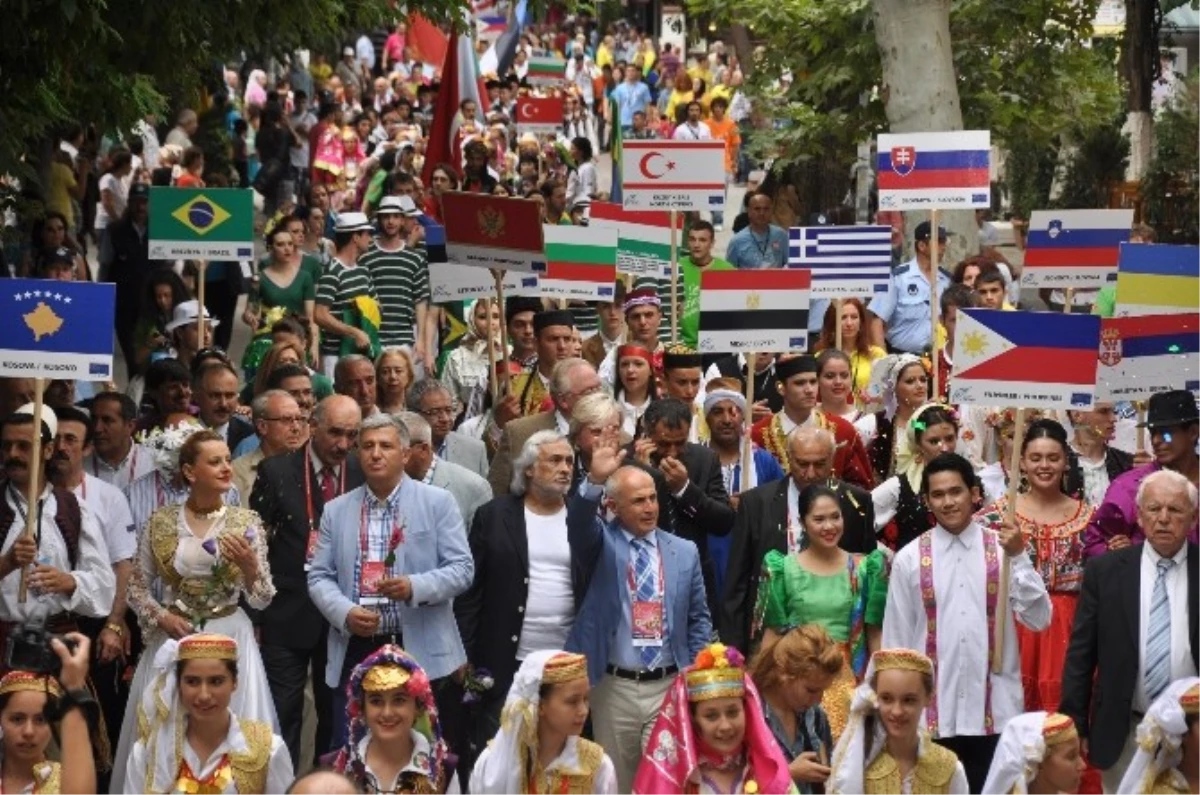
[868,220,953,355]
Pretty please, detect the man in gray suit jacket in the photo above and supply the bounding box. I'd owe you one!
[398,411,492,530]
[410,378,489,478]
[307,412,474,755]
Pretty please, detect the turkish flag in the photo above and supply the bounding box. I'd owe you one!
[516,96,563,130]
[407,13,449,67]
[442,192,545,254]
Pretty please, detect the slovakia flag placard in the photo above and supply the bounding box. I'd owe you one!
[876,131,991,211]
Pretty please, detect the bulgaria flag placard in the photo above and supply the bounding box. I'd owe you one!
[699,269,811,354]
[526,54,566,86]
[589,203,682,277]
[538,225,619,300]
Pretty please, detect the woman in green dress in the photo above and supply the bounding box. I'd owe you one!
[241,223,318,380]
[755,483,889,743]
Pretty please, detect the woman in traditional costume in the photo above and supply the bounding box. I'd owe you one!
[123,633,292,793]
[330,645,456,794]
[1117,678,1200,795]
[111,430,277,792]
[755,484,888,740]
[853,354,929,481]
[633,642,794,794]
[980,712,1085,794]
[471,651,617,794]
[828,648,968,794]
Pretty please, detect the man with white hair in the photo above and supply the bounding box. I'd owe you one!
[456,430,596,762]
[397,411,491,531]
[1063,467,1199,793]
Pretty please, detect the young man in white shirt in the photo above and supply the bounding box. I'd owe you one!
[672,101,713,140]
[882,451,1052,793]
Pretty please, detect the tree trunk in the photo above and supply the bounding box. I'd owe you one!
[729,23,755,77]
[1123,0,1158,181]
[872,0,977,259]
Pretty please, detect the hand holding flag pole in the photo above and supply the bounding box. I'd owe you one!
[993,407,1027,673]
[17,378,45,605]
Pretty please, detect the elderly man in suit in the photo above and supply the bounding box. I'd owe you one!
[628,397,735,620]
[567,434,712,793]
[456,429,597,775]
[307,412,474,755]
[1062,468,1199,793]
[720,425,876,651]
[251,394,364,769]
[397,410,491,531]
[409,378,488,478]
[488,357,603,496]
[193,361,256,451]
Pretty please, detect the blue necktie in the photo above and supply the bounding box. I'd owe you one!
[1145,558,1175,702]
[632,537,663,669]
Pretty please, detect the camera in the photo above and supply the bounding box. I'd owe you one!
[5,620,76,676]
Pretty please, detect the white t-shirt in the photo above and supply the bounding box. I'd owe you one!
[94,173,127,230]
[517,506,574,659]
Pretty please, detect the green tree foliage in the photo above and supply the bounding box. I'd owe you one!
[0,0,467,186]
[1055,116,1131,210]
[1140,70,1199,243]
[689,0,1122,179]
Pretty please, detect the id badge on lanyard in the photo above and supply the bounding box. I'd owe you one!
[628,551,665,647]
[357,501,390,606]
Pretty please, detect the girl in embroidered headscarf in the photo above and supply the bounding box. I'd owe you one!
[471,651,617,794]
[828,648,968,794]
[871,403,1004,552]
[633,642,794,794]
[1117,677,1200,795]
[112,430,278,793]
[754,484,889,741]
[854,354,929,483]
[330,645,454,794]
[123,633,293,794]
[980,712,1084,794]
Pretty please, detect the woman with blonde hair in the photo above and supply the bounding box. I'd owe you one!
[375,346,415,415]
[749,624,847,793]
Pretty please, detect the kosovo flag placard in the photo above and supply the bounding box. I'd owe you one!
[148,187,255,259]
[0,279,116,380]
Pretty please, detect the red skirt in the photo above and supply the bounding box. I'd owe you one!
[1018,591,1101,794]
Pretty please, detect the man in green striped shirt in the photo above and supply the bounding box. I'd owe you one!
[359,195,433,370]
[634,220,734,348]
[315,212,377,377]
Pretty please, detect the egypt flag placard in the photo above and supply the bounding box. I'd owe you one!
[516,96,563,136]
[698,269,811,354]
[538,225,619,300]
[949,309,1102,410]
[589,203,683,277]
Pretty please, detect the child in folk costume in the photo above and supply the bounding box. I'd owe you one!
[828,649,969,794]
[123,633,293,793]
[633,643,794,794]
[1117,678,1200,795]
[980,712,1085,794]
[471,651,617,794]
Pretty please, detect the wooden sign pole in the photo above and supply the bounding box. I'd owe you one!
[669,210,679,344]
[1063,288,1075,314]
[493,270,512,398]
[741,352,757,488]
[196,261,208,349]
[992,407,1027,673]
[834,298,843,351]
[17,378,46,605]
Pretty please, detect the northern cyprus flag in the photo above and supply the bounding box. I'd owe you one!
[620,140,726,212]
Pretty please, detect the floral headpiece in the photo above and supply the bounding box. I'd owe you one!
[333,645,448,789]
[136,419,205,475]
[0,671,62,699]
[685,643,746,702]
[909,402,959,435]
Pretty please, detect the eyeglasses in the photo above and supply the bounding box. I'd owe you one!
[419,406,456,419]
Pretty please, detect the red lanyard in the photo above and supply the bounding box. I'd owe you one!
[626,537,666,601]
[359,485,401,560]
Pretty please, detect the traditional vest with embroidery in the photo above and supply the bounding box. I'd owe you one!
[864,743,958,795]
[147,505,258,609]
[0,486,81,568]
[528,738,606,795]
[228,720,273,795]
[511,370,551,417]
[759,410,838,470]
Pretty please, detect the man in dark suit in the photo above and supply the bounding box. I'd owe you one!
[250,394,364,769]
[719,424,876,651]
[455,429,596,774]
[1061,468,1199,793]
[193,361,255,451]
[628,397,734,619]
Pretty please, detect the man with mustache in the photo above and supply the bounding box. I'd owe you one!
[82,392,155,491]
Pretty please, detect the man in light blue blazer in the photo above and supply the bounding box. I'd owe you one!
[565,436,712,793]
[307,412,474,754]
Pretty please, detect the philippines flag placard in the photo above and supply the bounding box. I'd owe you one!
[1020,209,1134,289]
[1096,313,1200,400]
[876,131,991,211]
[1115,243,1200,316]
[698,269,811,354]
[621,140,726,212]
[788,225,893,298]
[949,309,1102,410]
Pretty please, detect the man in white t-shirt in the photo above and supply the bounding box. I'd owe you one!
[455,430,587,753]
[673,100,713,140]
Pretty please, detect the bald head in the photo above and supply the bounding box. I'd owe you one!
[787,426,835,489]
[310,395,362,468]
[605,465,658,536]
[286,770,361,794]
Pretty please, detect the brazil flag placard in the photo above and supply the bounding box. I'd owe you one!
[149,187,255,259]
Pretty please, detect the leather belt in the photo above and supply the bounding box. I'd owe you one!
[606,664,679,682]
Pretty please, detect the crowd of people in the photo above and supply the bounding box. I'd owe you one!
[0,13,1196,795]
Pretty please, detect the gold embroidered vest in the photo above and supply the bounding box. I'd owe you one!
[761,410,837,470]
[511,371,550,417]
[864,743,958,795]
[32,761,61,794]
[531,739,606,795]
[148,505,257,599]
[228,719,273,794]
[1147,768,1190,794]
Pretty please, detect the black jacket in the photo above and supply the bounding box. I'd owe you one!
[249,447,365,649]
[1064,446,1134,502]
[454,494,598,700]
[718,477,875,651]
[1060,542,1199,770]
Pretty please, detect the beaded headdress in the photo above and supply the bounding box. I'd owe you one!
[1181,682,1199,716]
[362,664,412,693]
[685,643,746,702]
[0,671,62,699]
[1043,713,1078,746]
[871,648,934,677]
[541,652,587,686]
[178,633,238,662]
